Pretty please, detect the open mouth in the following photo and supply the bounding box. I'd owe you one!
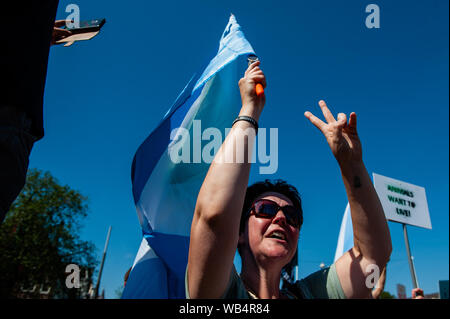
[268,231,287,241]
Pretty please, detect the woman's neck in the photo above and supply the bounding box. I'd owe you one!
[240,262,283,299]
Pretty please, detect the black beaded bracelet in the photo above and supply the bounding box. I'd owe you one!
[232,116,258,134]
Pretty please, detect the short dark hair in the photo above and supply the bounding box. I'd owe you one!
[239,179,303,234]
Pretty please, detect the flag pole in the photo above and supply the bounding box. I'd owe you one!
[402,223,419,289]
[94,226,112,298]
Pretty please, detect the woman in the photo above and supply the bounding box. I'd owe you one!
[186,60,392,299]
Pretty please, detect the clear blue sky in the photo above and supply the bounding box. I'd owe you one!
[30,0,448,298]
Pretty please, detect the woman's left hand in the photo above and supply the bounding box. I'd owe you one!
[305,100,362,167]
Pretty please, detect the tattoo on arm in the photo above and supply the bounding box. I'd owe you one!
[353,176,362,188]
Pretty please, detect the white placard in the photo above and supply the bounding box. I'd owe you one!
[373,173,432,229]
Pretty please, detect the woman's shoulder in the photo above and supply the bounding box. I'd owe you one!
[294,264,346,299]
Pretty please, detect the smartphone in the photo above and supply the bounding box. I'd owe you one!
[65,18,106,34]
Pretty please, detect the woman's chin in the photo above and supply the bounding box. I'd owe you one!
[263,245,291,261]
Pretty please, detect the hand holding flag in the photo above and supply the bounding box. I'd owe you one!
[247,55,265,97]
[239,60,266,118]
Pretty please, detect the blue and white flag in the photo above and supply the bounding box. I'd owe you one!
[122,15,255,299]
[334,203,354,262]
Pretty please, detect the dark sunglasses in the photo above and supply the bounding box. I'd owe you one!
[247,199,302,229]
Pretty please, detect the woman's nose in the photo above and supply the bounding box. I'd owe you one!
[272,210,287,226]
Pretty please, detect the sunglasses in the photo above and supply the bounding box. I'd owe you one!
[247,199,302,229]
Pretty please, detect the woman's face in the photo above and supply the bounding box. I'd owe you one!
[240,191,300,268]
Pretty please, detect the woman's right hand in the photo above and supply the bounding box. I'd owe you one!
[238,60,266,118]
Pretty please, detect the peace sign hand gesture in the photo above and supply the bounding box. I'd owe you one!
[304,100,362,167]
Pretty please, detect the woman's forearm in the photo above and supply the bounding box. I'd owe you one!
[340,160,392,265]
